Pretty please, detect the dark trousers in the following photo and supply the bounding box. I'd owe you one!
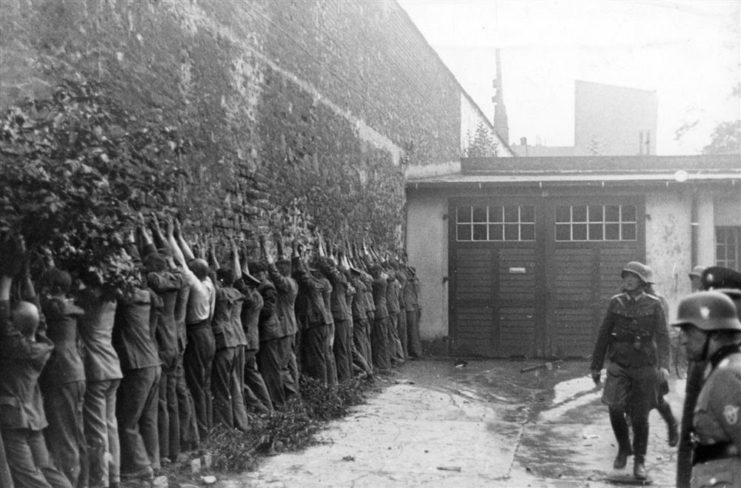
[387,312,405,363]
[244,349,273,413]
[283,336,301,399]
[326,321,338,387]
[84,379,120,488]
[0,430,13,488]
[116,366,160,478]
[301,324,330,385]
[398,309,408,358]
[43,381,86,488]
[184,322,215,440]
[333,318,353,382]
[258,338,289,408]
[158,352,179,461]
[174,351,199,451]
[2,428,72,488]
[352,317,373,375]
[371,316,391,370]
[212,346,249,430]
[406,309,422,358]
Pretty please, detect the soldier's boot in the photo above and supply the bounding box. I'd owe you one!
[609,408,632,469]
[657,398,679,447]
[632,421,649,480]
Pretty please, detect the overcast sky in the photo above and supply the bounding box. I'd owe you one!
[397,0,740,155]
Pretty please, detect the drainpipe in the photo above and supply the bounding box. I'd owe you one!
[690,192,700,269]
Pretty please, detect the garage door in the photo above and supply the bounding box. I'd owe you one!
[450,197,644,358]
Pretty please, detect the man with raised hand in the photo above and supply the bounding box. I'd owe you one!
[168,220,215,441]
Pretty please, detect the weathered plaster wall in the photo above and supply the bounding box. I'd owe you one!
[645,191,692,321]
[406,196,448,340]
[0,0,466,243]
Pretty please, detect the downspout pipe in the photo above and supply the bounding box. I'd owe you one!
[691,190,698,267]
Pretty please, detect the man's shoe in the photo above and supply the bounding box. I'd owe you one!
[668,422,679,447]
[633,460,647,480]
[613,450,630,470]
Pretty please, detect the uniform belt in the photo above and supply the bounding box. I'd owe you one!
[693,442,739,465]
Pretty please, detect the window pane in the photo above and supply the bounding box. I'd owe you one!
[489,224,503,241]
[457,225,471,241]
[556,224,571,241]
[457,206,471,223]
[572,205,587,222]
[605,223,620,240]
[521,206,535,222]
[521,224,535,241]
[504,224,519,241]
[489,206,503,223]
[473,206,487,223]
[622,223,636,240]
[605,205,620,222]
[504,206,519,223]
[473,224,487,240]
[588,224,603,240]
[588,205,603,222]
[556,206,571,223]
[572,223,587,240]
[622,205,636,222]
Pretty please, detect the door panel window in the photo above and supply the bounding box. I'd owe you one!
[555,204,637,241]
[456,205,536,241]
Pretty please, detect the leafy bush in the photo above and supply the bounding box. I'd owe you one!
[201,375,378,474]
[0,78,185,291]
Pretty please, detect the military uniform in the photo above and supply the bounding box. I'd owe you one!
[690,344,741,487]
[591,289,670,473]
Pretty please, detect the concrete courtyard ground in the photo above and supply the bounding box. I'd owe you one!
[228,359,685,487]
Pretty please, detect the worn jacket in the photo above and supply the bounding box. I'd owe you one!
[148,270,184,361]
[78,290,123,382]
[40,296,86,386]
[212,285,246,350]
[238,283,263,351]
[292,257,331,328]
[268,263,298,337]
[113,287,162,371]
[0,300,53,431]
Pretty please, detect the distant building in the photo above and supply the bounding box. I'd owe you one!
[511,80,658,157]
[574,80,658,156]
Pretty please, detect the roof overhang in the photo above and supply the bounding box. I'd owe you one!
[406,155,741,190]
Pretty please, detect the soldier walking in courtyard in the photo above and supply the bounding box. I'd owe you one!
[590,261,670,480]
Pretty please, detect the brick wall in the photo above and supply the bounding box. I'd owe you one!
[0,0,463,248]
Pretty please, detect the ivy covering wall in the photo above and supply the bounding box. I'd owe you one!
[1,0,464,262]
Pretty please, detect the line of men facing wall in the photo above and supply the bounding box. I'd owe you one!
[0,216,422,488]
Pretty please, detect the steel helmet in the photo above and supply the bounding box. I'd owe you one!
[689,265,706,279]
[642,264,656,284]
[621,261,651,284]
[671,291,741,332]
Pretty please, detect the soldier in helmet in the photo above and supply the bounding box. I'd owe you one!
[590,261,671,480]
[688,265,706,293]
[673,290,741,488]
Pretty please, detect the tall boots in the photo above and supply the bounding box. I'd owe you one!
[632,421,649,480]
[656,398,679,447]
[609,409,632,470]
